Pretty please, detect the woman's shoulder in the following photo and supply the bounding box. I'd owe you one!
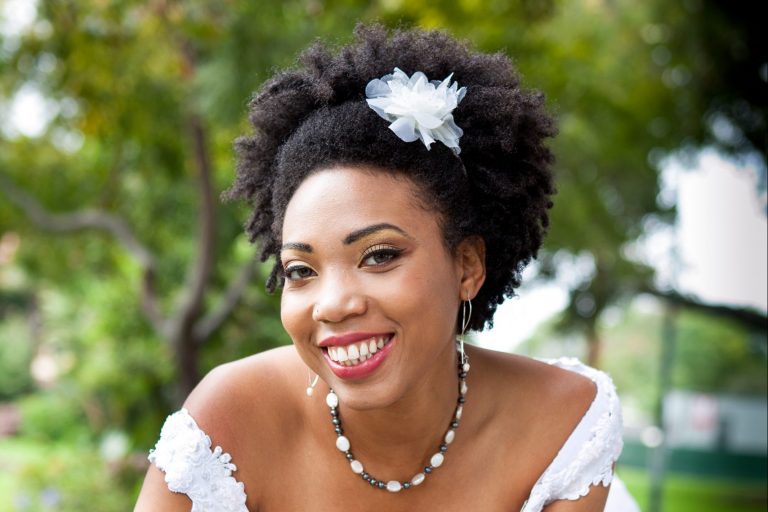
[470,347,623,507]
[472,348,600,424]
[182,345,304,445]
[144,346,304,509]
[476,348,621,444]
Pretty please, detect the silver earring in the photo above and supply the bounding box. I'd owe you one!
[306,370,319,397]
[459,299,472,366]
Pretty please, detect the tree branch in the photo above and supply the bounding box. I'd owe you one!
[166,113,217,344]
[0,173,167,334]
[193,257,258,343]
[642,286,767,331]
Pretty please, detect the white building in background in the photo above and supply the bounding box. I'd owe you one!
[664,390,768,454]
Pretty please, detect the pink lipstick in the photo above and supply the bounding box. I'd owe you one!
[321,335,396,380]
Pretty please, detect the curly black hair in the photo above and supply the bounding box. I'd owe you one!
[225,23,556,331]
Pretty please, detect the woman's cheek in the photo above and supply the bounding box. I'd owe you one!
[374,267,432,315]
[280,291,308,343]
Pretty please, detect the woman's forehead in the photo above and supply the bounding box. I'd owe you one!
[281,167,436,243]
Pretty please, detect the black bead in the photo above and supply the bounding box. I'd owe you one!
[459,372,467,378]
[458,397,465,403]
[332,418,340,425]
[378,482,385,489]
[451,421,459,428]
[370,479,377,486]
[362,472,369,479]
[403,482,411,489]
[334,427,342,434]
[440,444,448,452]
[424,466,432,474]
[331,409,338,416]
[345,453,353,460]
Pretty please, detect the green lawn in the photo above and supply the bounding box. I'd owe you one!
[618,466,767,512]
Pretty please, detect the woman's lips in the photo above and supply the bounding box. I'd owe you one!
[323,335,395,380]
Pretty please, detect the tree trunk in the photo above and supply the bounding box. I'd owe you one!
[175,332,200,404]
[585,319,602,369]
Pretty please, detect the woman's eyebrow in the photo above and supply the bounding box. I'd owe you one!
[281,242,313,253]
[343,223,412,245]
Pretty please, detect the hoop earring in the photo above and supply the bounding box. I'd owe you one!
[459,299,472,367]
[306,370,319,397]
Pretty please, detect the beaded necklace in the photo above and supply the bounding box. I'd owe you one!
[324,345,469,493]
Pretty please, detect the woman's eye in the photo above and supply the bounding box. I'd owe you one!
[284,265,316,281]
[361,247,402,267]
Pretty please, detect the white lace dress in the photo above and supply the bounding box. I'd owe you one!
[148,357,633,512]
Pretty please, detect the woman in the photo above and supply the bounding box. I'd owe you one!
[136,24,626,511]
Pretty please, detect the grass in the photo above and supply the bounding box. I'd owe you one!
[618,466,767,512]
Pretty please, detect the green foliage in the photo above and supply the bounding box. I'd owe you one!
[521,297,766,417]
[0,315,34,399]
[672,311,767,395]
[0,438,143,512]
[17,389,90,443]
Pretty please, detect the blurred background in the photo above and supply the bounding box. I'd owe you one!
[0,0,765,511]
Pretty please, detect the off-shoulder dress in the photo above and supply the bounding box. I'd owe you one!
[147,358,636,512]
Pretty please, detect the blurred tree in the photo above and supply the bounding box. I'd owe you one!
[0,0,372,417]
[1,0,765,417]
[376,0,767,366]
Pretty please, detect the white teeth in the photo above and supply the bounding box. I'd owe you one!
[329,336,392,367]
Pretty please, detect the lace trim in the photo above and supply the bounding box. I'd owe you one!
[521,358,624,512]
[148,408,248,512]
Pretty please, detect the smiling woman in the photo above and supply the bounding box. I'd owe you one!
[135,24,629,512]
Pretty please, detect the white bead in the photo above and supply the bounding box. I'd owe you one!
[444,429,455,444]
[460,381,468,395]
[430,452,444,468]
[386,480,402,493]
[326,392,338,408]
[455,406,463,420]
[350,460,364,474]
[411,473,425,486]
[336,436,350,452]
[306,387,313,396]
[463,362,470,372]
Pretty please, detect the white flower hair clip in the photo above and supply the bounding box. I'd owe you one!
[365,68,467,155]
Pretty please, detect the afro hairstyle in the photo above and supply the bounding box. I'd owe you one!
[225,23,557,331]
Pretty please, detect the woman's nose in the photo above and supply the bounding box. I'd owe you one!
[312,272,367,323]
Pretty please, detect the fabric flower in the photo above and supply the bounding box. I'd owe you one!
[365,68,467,154]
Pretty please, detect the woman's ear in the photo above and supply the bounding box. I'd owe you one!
[456,236,486,300]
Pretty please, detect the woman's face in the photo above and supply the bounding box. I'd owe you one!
[279,166,473,409]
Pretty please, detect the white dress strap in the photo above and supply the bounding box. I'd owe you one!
[521,358,624,512]
[148,408,248,512]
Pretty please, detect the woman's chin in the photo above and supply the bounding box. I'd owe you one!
[330,381,403,412]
